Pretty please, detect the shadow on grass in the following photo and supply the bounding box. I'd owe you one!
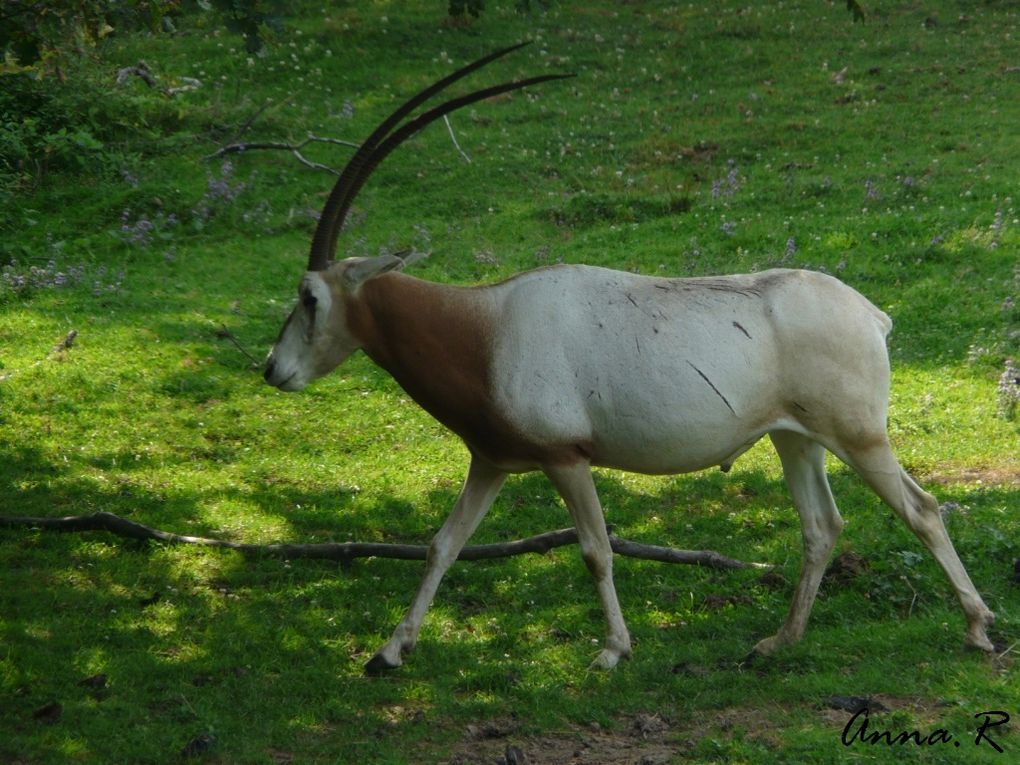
[2,443,1018,762]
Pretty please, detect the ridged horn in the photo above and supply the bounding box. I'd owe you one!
[306,43,573,271]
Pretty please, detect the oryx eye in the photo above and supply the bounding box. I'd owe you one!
[301,291,318,310]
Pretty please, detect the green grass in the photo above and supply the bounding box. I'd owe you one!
[2,1,1018,763]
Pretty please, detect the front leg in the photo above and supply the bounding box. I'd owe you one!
[366,457,507,673]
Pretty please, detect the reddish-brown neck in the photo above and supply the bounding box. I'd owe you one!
[345,273,497,445]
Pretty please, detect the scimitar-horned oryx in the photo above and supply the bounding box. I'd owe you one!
[263,43,995,671]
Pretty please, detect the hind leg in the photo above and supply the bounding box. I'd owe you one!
[545,461,632,669]
[754,431,844,655]
[840,438,994,651]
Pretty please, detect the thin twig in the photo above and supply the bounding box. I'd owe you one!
[996,640,1018,661]
[216,324,261,369]
[0,512,768,571]
[228,95,294,145]
[903,576,918,619]
[443,115,471,163]
[304,134,361,150]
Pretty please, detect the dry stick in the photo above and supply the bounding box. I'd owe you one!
[610,537,769,569]
[115,62,201,96]
[0,512,768,570]
[0,329,79,382]
[116,62,162,92]
[207,113,474,173]
[443,115,471,163]
[205,135,360,175]
[216,323,261,369]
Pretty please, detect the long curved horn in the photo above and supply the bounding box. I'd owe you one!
[327,73,575,252]
[307,44,573,271]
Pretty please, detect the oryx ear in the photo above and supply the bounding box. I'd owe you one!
[341,255,406,290]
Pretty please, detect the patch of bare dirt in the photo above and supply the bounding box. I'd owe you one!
[815,694,955,732]
[448,693,1011,763]
[448,714,676,765]
[922,466,1020,487]
[447,708,782,764]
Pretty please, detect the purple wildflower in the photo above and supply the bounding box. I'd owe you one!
[711,160,743,199]
[990,209,1003,249]
[194,160,247,221]
[1,258,114,297]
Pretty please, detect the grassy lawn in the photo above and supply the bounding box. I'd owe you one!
[2,1,1018,762]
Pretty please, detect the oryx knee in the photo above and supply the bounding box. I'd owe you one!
[802,517,842,563]
[426,534,457,569]
[580,547,610,580]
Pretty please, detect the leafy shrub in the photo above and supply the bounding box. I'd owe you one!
[195,0,287,54]
[0,0,288,190]
[0,65,160,186]
[0,1,284,75]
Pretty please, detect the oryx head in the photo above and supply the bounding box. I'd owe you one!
[264,42,572,391]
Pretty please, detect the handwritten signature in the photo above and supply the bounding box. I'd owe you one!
[842,708,1009,752]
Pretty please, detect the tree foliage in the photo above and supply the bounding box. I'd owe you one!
[0,1,177,76]
[0,0,284,78]
[195,0,286,54]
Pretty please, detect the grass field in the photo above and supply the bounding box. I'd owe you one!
[2,1,1018,763]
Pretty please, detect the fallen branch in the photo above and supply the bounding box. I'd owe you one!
[52,329,78,354]
[0,329,78,382]
[115,61,201,96]
[609,536,766,570]
[0,512,768,570]
[205,134,359,175]
[116,61,161,91]
[206,112,473,174]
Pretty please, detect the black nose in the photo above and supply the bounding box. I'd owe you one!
[263,359,275,382]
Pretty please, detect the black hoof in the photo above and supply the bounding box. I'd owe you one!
[364,653,399,675]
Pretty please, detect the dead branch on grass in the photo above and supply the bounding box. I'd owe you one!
[206,104,474,173]
[0,329,79,382]
[205,134,359,175]
[0,511,768,571]
[115,61,201,96]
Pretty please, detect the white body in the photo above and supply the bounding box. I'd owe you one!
[265,260,995,670]
[488,267,883,474]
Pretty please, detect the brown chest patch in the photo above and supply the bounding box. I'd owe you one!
[346,274,572,469]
